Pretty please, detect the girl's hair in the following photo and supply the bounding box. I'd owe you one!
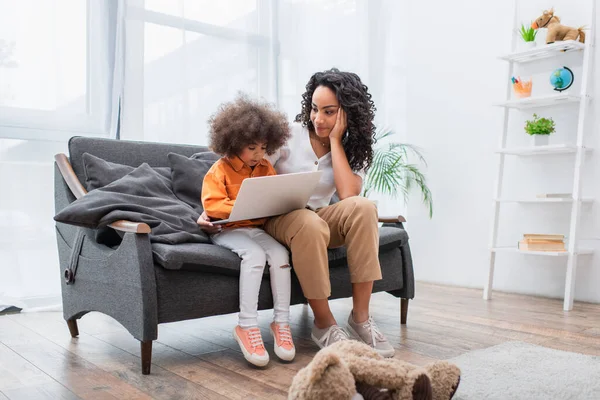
[208,93,291,157]
[295,68,376,172]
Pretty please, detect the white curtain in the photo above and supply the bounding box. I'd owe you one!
[0,0,124,310]
[0,0,407,310]
[120,0,407,149]
[121,0,278,144]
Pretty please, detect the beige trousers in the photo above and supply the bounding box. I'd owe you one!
[264,196,382,299]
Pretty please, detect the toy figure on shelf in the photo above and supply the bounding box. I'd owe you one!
[531,8,586,44]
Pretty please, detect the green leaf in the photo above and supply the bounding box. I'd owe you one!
[364,127,433,218]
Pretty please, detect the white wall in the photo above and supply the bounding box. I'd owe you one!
[404,0,600,303]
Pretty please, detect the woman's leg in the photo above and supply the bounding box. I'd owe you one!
[352,281,374,323]
[317,197,394,356]
[264,209,337,328]
[316,196,382,304]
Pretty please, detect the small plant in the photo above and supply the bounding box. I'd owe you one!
[524,114,555,135]
[518,23,538,42]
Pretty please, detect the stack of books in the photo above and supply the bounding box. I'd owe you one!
[518,234,566,252]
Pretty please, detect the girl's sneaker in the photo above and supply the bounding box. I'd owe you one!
[270,322,296,361]
[233,325,269,367]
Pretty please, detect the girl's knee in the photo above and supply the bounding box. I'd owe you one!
[270,246,290,268]
[243,249,267,268]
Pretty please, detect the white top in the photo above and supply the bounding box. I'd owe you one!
[267,122,365,210]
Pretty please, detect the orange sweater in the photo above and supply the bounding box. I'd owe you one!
[201,156,276,229]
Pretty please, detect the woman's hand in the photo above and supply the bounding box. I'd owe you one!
[197,211,222,234]
[329,107,347,142]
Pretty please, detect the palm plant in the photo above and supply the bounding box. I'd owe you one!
[362,128,433,218]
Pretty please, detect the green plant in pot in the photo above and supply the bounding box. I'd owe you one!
[362,127,433,218]
[517,23,538,49]
[525,113,555,146]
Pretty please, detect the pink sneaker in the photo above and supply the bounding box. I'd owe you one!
[270,322,296,361]
[233,326,269,367]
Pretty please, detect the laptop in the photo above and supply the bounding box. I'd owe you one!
[211,171,323,225]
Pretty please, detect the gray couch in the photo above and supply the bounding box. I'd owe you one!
[54,136,414,374]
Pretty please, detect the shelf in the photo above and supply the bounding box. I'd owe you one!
[499,40,586,63]
[491,247,593,257]
[494,198,594,204]
[496,144,592,156]
[494,94,582,109]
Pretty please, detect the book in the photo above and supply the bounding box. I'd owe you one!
[522,239,564,244]
[522,234,565,241]
[518,240,566,251]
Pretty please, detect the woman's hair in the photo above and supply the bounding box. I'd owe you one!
[208,93,291,157]
[295,68,376,171]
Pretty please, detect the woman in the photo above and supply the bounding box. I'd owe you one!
[199,68,394,357]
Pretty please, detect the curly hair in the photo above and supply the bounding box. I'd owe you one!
[295,68,376,172]
[208,94,291,157]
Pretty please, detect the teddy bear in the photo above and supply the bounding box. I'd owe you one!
[531,8,586,44]
[288,340,461,400]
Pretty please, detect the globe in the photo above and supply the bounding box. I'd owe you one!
[549,67,574,92]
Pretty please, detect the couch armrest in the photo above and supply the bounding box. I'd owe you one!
[55,153,87,199]
[378,215,407,223]
[54,153,151,234]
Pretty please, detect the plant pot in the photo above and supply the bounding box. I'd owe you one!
[531,135,550,146]
[518,41,536,51]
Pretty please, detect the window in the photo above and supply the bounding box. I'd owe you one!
[122,0,277,144]
[0,0,118,140]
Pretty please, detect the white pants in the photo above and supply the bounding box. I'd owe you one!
[211,227,291,328]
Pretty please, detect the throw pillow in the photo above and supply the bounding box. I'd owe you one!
[168,151,220,213]
[82,152,172,191]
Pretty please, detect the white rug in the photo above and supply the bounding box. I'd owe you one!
[449,341,600,400]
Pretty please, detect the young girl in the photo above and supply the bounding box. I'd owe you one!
[201,94,294,367]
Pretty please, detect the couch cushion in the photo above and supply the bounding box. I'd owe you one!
[168,152,221,213]
[152,225,408,273]
[82,152,172,191]
[54,163,210,244]
[153,242,242,274]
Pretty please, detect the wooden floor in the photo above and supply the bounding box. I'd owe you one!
[1,283,600,399]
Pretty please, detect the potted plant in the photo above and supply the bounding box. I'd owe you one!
[517,23,537,50]
[362,128,433,218]
[525,113,555,146]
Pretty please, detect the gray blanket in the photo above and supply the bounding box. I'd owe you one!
[54,163,210,244]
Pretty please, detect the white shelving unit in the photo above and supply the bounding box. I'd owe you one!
[498,40,586,63]
[485,0,596,311]
[491,247,593,257]
[494,94,582,109]
[494,198,594,204]
[495,144,592,156]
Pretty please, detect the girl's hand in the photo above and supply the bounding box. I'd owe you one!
[329,107,347,142]
[197,211,222,234]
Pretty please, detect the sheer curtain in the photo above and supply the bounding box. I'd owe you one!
[120,0,407,151]
[121,0,278,144]
[277,0,408,215]
[0,0,124,310]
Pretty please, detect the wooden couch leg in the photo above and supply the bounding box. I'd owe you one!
[401,298,409,325]
[141,340,153,375]
[67,319,79,338]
